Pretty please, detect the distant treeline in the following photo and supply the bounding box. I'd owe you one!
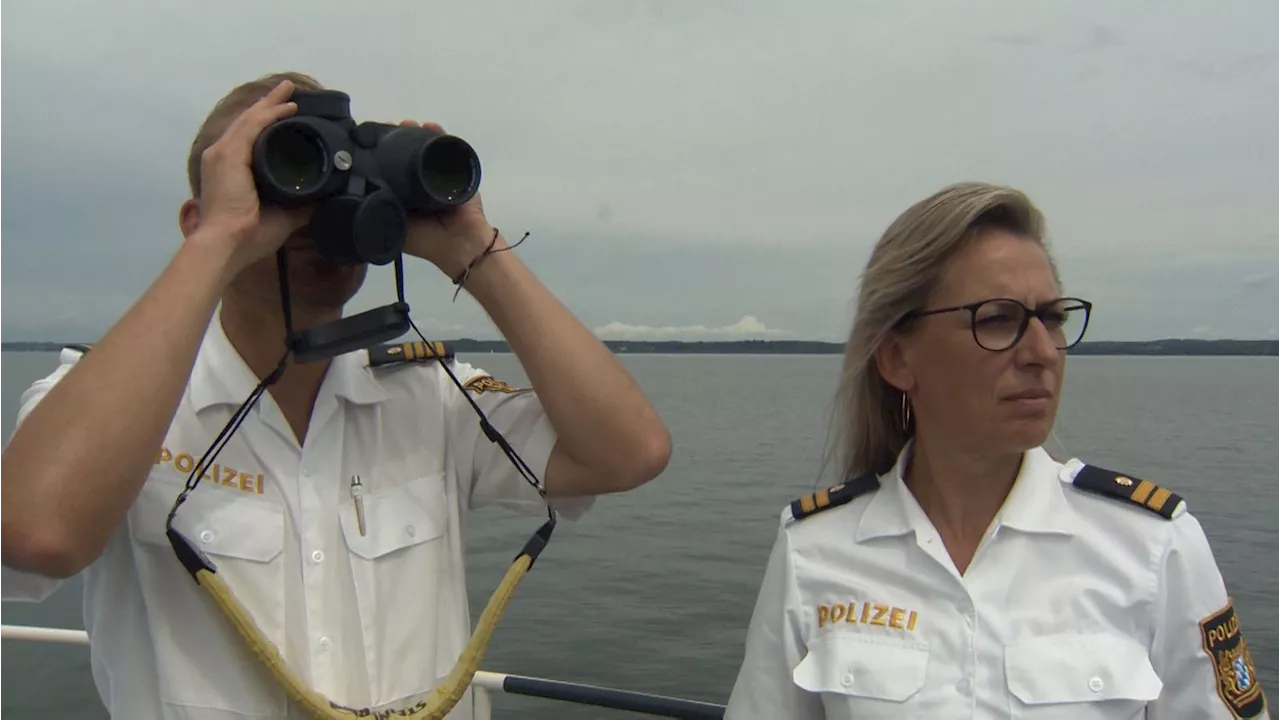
[4,338,1277,356]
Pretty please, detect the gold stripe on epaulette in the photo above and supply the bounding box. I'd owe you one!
[1146,487,1172,514]
[815,488,831,509]
[399,340,446,361]
[1130,479,1155,504]
[800,494,816,514]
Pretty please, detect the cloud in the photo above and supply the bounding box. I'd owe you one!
[0,1,1275,344]
[592,315,787,341]
[1240,272,1277,289]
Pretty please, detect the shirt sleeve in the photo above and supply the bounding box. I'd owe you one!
[724,521,823,719]
[443,358,594,522]
[2,348,83,602]
[1148,511,1270,719]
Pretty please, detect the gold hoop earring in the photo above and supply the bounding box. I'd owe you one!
[901,392,912,433]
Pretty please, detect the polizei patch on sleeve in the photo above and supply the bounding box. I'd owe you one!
[464,375,518,394]
[1200,599,1267,718]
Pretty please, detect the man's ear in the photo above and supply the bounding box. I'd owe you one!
[873,331,915,394]
[178,198,201,239]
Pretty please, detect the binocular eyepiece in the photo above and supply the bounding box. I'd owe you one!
[251,89,481,266]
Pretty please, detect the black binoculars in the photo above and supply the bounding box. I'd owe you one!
[251,89,481,266]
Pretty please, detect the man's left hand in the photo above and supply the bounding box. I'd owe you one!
[395,120,505,280]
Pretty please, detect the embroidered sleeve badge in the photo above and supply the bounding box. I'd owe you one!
[1200,599,1268,718]
[464,375,518,395]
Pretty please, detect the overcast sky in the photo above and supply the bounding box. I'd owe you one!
[3,0,1276,342]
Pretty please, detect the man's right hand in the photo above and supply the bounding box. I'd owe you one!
[188,79,309,277]
[0,81,316,580]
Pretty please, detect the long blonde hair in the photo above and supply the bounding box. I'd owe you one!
[821,182,1059,481]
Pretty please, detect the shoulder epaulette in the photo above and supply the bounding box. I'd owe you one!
[1069,464,1184,519]
[367,340,454,367]
[788,472,880,523]
[64,343,92,354]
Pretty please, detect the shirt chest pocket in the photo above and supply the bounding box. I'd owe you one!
[128,479,290,716]
[792,633,931,720]
[1005,632,1164,719]
[339,472,450,558]
[338,472,456,705]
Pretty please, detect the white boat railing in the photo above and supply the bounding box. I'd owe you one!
[1,624,726,719]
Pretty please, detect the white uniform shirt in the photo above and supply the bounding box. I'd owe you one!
[725,442,1269,720]
[2,313,594,719]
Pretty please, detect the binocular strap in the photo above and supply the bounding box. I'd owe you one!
[161,323,558,718]
[171,521,551,719]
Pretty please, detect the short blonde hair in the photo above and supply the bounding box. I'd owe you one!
[185,71,324,198]
[822,181,1058,480]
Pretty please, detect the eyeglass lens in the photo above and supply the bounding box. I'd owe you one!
[972,298,1088,350]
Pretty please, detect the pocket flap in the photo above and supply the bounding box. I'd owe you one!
[793,633,930,702]
[130,480,284,564]
[340,474,449,560]
[1005,633,1163,704]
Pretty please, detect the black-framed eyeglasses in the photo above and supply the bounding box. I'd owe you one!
[899,297,1093,352]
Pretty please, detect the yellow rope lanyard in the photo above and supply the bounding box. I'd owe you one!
[163,342,557,719]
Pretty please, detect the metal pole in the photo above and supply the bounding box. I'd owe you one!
[1,624,89,644]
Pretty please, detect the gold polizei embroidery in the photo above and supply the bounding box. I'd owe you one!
[156,447,265,494]
[817,600,920,632]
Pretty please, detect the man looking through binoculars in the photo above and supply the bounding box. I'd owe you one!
[1,72,672,719]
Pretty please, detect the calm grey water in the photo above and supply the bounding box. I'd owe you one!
[2,351,1276,718]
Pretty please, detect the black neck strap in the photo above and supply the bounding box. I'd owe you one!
[275,249,412,364]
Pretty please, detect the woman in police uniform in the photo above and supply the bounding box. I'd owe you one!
[724,182,1268,719]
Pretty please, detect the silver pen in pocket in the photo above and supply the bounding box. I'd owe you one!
[350,475,367,536]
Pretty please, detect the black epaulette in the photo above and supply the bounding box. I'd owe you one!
[788,472,880,523]
[367,340,454,367]
[64,343,92,354]
[1070,464,1184,519]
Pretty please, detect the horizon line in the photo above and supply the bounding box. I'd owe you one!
[3,337,1278,346]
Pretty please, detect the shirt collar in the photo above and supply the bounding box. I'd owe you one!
[190,308,390,413]
[853,440,1080,543]
[853,441,918,543]
[993,446,1081,536]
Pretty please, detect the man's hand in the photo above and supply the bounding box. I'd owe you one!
[394,120,502,280]
[1,82,317,579]
[187,79,311,278]
[386,119,671,498]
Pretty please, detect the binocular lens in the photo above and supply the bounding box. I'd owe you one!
[419,137,479,202]
[264,126,326,192]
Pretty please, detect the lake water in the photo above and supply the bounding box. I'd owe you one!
[1,350,1276,718]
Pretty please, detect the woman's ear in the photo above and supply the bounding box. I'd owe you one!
[873,332,915,394]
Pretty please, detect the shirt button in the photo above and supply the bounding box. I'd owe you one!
[956,677,971,694]
[406,525,416,538]
[199,530,214,544]
[841,672,854,687]
[1089,676,1104,693]
[318,636,331,650]
[311,550,325,563]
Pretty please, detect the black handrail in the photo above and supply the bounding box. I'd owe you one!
[499,673,726,719]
